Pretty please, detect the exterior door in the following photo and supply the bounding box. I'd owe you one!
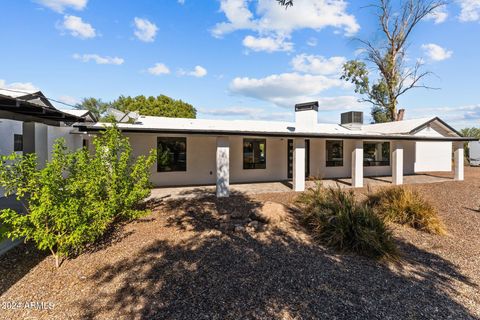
[287,139,310,179]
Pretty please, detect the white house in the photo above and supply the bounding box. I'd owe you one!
[0,90,94,197]
[76,101,476,197]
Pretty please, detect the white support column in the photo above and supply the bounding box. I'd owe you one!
[216,136,230,197]
[351,140,363,188]
[293,138,306,192]
[453,142,464,181]
[392,141,404,185]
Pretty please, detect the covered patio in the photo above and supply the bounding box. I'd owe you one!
[149,173,454,200]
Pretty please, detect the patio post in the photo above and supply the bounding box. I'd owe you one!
[216,136,230,197]
[293,138,305,192]
[453,141,464,181]
[351,140,363,188]
[392,141,404,185]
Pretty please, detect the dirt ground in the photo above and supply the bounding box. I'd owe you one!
[0,168,479,320]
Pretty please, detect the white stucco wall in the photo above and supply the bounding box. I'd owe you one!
[414,127,452,172]
[126,134,290,187]
[128,134,422,187]
[47,126,83,161]
[0,119,22,156]
[0,120,23,197]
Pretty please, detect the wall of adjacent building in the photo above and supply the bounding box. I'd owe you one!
[414,126,452,172]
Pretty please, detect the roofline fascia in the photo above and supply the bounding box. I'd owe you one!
[74,126,479,142]
[409,117,463,137]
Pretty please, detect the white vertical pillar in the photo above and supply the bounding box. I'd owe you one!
[293,138,305,192]
[453,142,464,181]
[351,140,363,188]
[216,136,230,197]
[22,122,48,168]
[392,141,404,185]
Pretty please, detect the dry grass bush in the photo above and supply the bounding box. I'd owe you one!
[297,184,398,260]
[367,186,446,235]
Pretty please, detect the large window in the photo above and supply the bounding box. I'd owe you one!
[326,140,343,167]
[13,134,23,152]
[243,139,266,169]
[157,137,187,172]
[363,142,390,166]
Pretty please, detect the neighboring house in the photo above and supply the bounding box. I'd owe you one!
[76,101,476,197]
[0,90,93,196]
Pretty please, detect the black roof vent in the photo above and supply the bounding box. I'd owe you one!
[295,101,319,112]
[341,111,363,125]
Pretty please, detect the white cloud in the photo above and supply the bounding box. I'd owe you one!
[0,79,39,93]
[133,17,158,42]
[147,63,170,75]
[413,104,480,128]
[179,65,208,78]
[178,0,185,4]
[421,43,453,61]
[425,5,448,24]
[291,54,346,75]
[73,53,124,65]
[60,15,96,39]
[199,106,292,121]
[35,0,87,13]
[212,0,359,52]
[458,0,480,22]
[230,72,350,108]
[242,35,293,52]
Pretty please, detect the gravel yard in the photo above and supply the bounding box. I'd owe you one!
[0,168,479,319]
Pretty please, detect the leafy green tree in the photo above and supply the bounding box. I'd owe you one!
[75,97,109,120]
[0,127,156,267]
[279,0,444,123]
[112,95,197,118]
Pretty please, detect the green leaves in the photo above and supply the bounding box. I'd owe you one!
[111,95,197,119]
[0,127,156,267]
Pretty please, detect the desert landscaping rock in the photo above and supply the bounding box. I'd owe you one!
[0,168,479,319]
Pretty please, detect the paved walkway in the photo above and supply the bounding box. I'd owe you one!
[149,173,453,200]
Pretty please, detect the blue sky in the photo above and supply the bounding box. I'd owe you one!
[0,0,479,129]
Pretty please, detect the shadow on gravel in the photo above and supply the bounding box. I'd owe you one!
[81,192,478,319]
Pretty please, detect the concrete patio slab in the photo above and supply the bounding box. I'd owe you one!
[149,173,454,200]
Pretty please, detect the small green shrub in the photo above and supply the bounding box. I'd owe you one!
[367,186,445,235]
[0,126,156,267]
[297,184,398,260]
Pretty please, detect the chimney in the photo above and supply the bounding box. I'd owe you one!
[340,111,363,130]
[295,101,318,131]
[397,109,405,121]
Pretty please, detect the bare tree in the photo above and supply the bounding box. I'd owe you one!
[279,0,446,123]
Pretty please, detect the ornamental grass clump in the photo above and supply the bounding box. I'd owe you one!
[297,184,398,260]
[367,186,446,235]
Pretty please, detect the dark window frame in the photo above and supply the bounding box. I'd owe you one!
[326,140,344,167]
[13,134,23,152]
[157,137,187,172]
[243,138,267,170]
[363,141,391,167]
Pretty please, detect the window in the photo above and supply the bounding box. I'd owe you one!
[326,140,343,167]
[243,139,266,169]
[13,134,23,152]
[82,139,89,149]
[363,142,390,166]
[157,137,187,172]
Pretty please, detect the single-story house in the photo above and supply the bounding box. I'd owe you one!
[76,101,477,197]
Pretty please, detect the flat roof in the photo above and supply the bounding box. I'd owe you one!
[76,116,478,142]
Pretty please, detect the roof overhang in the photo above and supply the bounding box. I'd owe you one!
[75,125,478,142]
[0,94,86,125]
